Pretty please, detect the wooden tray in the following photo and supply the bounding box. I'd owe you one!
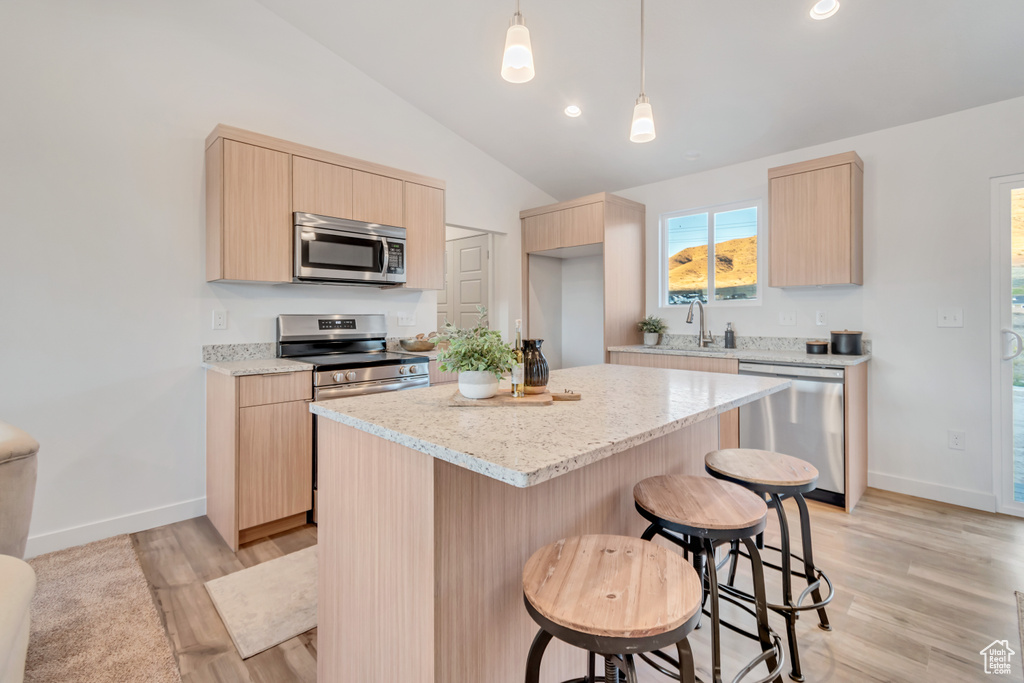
[448,390,553,407]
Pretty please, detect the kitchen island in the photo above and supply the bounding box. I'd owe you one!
[311,364,789,683]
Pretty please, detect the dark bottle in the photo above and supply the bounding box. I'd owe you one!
[522,339,549,394]
[724,322,736,349]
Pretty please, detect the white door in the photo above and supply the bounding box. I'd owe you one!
[437,246,455,329]
[438,234,490,329]
[992,174,1024,515]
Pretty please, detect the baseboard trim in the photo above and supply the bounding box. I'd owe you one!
[868,472,996,512]
[24,497,207,559]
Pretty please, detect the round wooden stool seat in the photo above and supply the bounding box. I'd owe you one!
[706,448,818,494]
[523,535,701,640]
[634,475,767,537]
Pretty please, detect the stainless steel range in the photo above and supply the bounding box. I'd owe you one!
[277,314,429,521]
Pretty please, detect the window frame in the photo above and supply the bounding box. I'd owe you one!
[659,198,764,310]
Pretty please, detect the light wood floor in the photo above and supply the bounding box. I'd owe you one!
[131,489,1024,682]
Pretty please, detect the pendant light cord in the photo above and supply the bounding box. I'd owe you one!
[640,0,646,97]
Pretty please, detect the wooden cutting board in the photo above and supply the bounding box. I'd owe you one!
[448,390,553,407]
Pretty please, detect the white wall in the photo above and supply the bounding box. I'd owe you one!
[617,96,1024,511]
[527,255,563,370]
[0,0,554,555]
[561,255,605,368]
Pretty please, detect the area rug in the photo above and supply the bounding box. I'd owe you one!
[205,545,317,659]
[25,534,181,683]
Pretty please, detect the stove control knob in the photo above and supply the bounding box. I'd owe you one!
[408,365,419,374]
[345,371,357,381]
[399,365,408,375]
[333,372,344,382]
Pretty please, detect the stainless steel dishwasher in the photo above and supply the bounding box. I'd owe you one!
[738,362,846,507]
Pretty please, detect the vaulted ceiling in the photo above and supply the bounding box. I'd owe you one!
[256,0,1024,200]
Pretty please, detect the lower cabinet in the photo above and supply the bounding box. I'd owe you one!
[429,358,459,385]
[207,370,313,552]
[609,352,740,449]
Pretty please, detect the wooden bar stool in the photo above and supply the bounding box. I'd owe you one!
[523,535,702,683]
[633,475,784,683]
[705,449,835,683]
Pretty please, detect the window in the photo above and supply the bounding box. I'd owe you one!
[662,200,760,306]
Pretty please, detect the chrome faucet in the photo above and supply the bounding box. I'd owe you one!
[685,300,715,348]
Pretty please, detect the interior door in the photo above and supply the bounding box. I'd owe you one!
[993,174,1024,514]
[453,234,490,328]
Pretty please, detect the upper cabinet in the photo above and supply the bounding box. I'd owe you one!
[207,139,292,283]
[404,182,445,290]
[206,125,446,289]
[768,151,864,287]
[522,201,604,253]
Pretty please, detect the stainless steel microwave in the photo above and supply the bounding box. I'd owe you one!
[293,213,406,286]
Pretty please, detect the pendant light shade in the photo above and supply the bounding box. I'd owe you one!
[630,95,656,143]
[501,3,535,83]
[630,0,655,143]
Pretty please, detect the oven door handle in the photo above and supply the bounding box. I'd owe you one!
[380,237,389,275]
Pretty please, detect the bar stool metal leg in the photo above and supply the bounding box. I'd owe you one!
[525,629,554,683]
[769,493,803,682]
[794,494,831,632]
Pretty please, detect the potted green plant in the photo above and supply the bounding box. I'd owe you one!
[638,315,667,346]
[437,307,516,399]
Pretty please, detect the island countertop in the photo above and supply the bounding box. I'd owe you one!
[311,364,789,487]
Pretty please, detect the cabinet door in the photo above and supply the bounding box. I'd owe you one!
[237,400,312,530]
[404,182,445,290]
[292,156,353,219]
[560,202,604,248]
[429,358,459,385]
[523,212,561,253]
[770,164,852,287]
[220,140,292,283]
[352,169,404,226]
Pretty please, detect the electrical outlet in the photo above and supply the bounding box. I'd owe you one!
[815,311,828,326]
[937,308,964,328]
[948,430,965,450]
[212,310,227,330]
[778,311,797,326]
[397,312,416,327]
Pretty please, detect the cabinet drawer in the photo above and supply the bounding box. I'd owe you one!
[238,371,312,407]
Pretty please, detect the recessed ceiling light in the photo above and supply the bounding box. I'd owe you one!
[809,0,840,20]
[684,151,702,161]
[564,105,582,118]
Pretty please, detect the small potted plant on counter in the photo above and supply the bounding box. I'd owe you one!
[437,307,516,400]
[638,315,667,346]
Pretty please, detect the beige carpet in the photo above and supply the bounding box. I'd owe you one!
[25,534,181,683]
[205,545,317,659]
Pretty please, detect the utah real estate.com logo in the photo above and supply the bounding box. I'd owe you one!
[980,640,1015,675]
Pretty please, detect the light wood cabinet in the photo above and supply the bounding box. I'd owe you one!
[428,358,459,385]
[768,151,863,287]
[292,156,353,218]
[206,125,446,288]
[352,170,404,226]
[608,352,740,449]
[404,182,446,290]
[207,139,292,283]
[521,193,645,362]
[206,370,313,551]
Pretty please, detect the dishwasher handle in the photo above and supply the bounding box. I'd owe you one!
[738,362,845,380]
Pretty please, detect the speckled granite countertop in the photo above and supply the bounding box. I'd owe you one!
[202,358,313,376]
[608,345,871,367]
[311,364,789,488]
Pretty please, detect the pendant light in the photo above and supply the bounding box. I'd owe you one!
[501,0,535,83]
[629,0,656,143]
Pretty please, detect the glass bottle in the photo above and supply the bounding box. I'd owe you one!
[511,320,525,397]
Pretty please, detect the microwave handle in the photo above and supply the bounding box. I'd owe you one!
[380,237,389,274]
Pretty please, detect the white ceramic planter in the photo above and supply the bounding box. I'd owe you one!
[458,371,500,400]
[643,332,661,346]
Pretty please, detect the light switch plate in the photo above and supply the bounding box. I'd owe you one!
[937,308,964,328]
[815,311,828,326]
[212,310,227,330]
[397,312,416,327]
[778,311,797,326]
